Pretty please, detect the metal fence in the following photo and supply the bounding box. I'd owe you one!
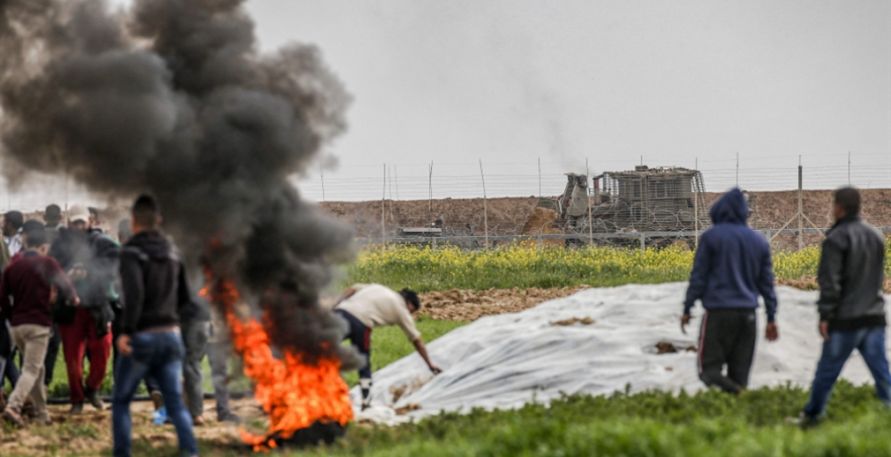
[356,226,891,251]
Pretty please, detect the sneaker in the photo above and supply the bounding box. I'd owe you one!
[217,412,241,424]
[150,390,164,411]
[86,390,105,411]
[69,403,84,415]
[2,408,25,427]
[786,413,821,429]
[33,411,52,426]
[192,415,207,427]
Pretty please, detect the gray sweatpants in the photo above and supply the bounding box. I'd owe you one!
[182,320,209,418]
[207,341,234,418]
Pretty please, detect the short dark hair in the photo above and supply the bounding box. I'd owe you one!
[4,211,23,229]
[45,204,62,223]
[400,288,421,311]
[25,226,48,248]
[132,194,160,228]
[22,219,45,235]
[834,187,861,217]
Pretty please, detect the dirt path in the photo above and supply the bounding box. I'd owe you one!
[0,399,262,456]
[419,287,585,321]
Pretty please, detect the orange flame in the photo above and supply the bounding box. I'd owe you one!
[202,278,353,451]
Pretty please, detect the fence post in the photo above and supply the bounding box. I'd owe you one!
[640,233,646,251]
[479,159,489,249]
[381,164,387,245]
[798,160,803,250]
[586,159,594,246]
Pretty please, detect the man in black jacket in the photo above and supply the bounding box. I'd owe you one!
[800,187,890,424]
[112,195,197,457]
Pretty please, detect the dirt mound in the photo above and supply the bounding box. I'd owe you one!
[321,197,539,240]
[419,287,584,321]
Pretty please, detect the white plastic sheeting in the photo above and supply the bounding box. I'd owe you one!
[352,283,891,424]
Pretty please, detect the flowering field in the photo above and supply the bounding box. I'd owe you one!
[347,244,891,292]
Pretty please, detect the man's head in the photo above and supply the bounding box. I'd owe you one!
[833,187,861,222]
[3,211,23,237]
[22,220,45,245]
[400,288,422,314]
[25,223,49,255]
[67,208,91,232]
[131,194,161,234]
[44,204,62,227]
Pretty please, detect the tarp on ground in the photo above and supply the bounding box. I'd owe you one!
[353,283,891,424]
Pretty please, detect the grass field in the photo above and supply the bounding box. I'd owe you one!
[115,383,891,457]
[346,244,859,291]
[2,318,467,399]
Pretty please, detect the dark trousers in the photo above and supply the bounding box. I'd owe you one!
[803,327,891,418]
[336,310,372,399]
[43,324,61,387]
[697,309,757,394]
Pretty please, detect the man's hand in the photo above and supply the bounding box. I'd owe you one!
[680,314,691,335]
[765,322,779,342]
[430,365,443,375]
[819,321,830,340]
[117,335,133,356]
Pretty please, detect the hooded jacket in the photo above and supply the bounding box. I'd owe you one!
[119,230,203,335]
[817,215,886,331]
[684,188,778,321]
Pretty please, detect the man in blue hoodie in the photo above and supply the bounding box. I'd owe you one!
[682,188,779,394]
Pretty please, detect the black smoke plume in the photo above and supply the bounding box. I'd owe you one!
[0,0,356,365]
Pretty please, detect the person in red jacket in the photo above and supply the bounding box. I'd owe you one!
[0,227,79,427]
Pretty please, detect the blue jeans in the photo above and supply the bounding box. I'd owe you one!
[803,327,891,418]
[112,331,197,457]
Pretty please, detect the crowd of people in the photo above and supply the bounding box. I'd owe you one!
[0,196,238,456]
[0,186,886,455]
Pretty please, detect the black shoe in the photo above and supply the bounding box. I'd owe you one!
[69,403,84,415]
[787,413,821,429]
[86,390,105,411]
[217,412,241,424]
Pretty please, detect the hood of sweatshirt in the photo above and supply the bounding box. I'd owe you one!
[709,188,749,225]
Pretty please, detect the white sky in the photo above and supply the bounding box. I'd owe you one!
[5,0,891,208]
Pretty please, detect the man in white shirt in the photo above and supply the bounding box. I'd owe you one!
[335,284,441,409]
[3,211,24,258]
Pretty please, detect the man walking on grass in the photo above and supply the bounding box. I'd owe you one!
[334,284,441,410]
[113,195,197,457]
[0,228,79,426]
[799,187,890,425]
[682,188,779,394]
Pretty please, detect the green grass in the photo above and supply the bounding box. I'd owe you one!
[341,318,467,385]
[0,319,466,399]
[126,382,891,457]
[345,244,891,292]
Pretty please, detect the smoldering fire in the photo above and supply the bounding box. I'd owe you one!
[0,0,360,444]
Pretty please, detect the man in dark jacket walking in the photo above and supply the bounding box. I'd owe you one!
[112,195,197,457]
[682,188,779,394]
[800,187,890,424]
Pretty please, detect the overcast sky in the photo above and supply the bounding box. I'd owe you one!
[6,0,891,207]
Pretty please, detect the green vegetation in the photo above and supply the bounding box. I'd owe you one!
[347,244,891,292]
[128,383,891,457]
[341,318,467,385]
[32,319,466,397]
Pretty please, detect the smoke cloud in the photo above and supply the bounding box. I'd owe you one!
[0,0,356,364]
